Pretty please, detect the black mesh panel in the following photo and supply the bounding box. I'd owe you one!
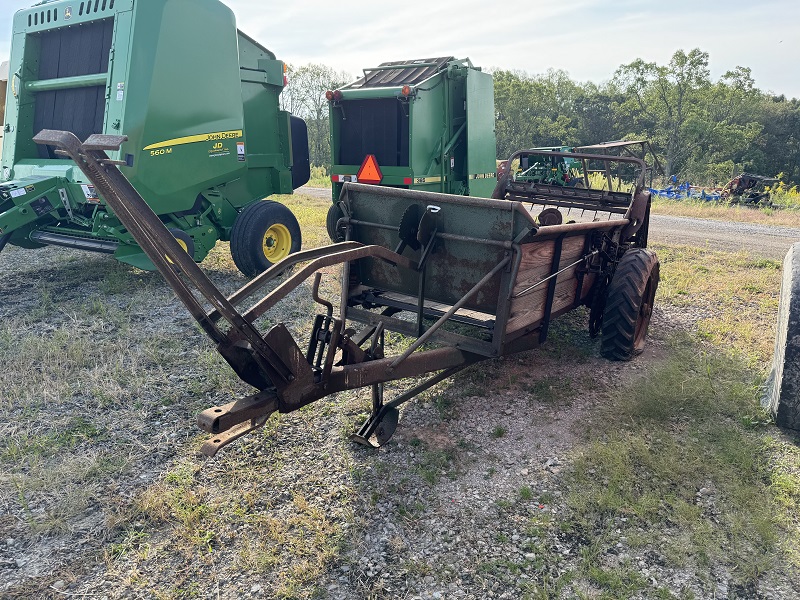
[34,19,113,159]
[337,99,409,167]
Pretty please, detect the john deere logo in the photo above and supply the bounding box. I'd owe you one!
[64,6,72,20]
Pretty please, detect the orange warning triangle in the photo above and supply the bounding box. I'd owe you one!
[357,154,383,184]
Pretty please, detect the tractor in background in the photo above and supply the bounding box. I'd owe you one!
[721,173,779,205]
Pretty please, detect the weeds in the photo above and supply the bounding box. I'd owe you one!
[652,243,782,363]
[559,341,800,595]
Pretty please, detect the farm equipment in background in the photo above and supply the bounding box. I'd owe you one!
[325,57,497,239]
[0,0,309,277]
[35,130,659,456]
[721,173,779,205]
[573,140,663,190]
[494,140,663,199]
[499,146,588,189]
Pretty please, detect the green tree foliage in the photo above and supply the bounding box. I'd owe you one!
[297,52,800,185]
[750,96,800,183]
[493,69,582,158]
[281,63,350,169]
[613,50,762,180]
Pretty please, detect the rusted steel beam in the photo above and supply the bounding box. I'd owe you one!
[209,241,364,321]
[242,245,418,323]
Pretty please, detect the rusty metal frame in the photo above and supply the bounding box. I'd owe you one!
[502,149,649,205]
[32,130,654,457]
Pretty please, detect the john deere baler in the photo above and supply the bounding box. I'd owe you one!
[0,0,309,276]
[327,57,497,201]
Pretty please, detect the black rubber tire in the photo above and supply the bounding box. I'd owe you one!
[491,174,509,199]
[326,202,346,243]
[230,200,301,278]
[167,228,195,260]
[764,243,800,431]
[600,248,660,361]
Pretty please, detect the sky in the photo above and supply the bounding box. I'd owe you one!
[1,0,799,98]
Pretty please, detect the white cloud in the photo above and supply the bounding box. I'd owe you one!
[0,0,798,97]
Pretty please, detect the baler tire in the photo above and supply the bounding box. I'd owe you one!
[600,248,660,361]
[491,174,509,200]
[167,228,195,261]
[231,200,301,278]
[326,202,346,243]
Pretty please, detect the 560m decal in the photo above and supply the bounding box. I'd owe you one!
[143,130,244,151]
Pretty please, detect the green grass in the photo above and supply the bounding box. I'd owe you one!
[651,195,800,227]
[306,165,333,189]
[491,425,507,439]
[653,243,782,363]
[554,340,800,596]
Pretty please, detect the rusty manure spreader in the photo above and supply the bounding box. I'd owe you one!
[33,131,660,456]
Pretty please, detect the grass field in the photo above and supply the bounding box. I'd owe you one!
[0,192,798,598]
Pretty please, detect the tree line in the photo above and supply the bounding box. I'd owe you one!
[282,50,800,186]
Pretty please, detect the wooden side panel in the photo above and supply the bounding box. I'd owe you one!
[506,235,592,335]
[514,236,586,290]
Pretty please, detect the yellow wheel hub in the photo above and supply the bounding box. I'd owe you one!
[166,236,189,265]
[262,224,292,262]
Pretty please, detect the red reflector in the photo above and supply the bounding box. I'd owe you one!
[357,155,383,185]
[403,177,412,185]
[331,175,337,182]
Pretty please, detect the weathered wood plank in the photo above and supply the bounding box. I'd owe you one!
[514,236,586,291]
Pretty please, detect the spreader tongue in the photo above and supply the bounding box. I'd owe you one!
[197,391,279,456]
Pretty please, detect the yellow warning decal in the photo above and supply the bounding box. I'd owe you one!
[143,130,244,151]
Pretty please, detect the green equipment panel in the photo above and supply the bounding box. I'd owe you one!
[0,0,309,272]
[328,57,497,202]
[465,69,497,198]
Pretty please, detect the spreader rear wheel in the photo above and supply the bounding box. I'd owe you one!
[600,248,660,361]
[231,200,301,278]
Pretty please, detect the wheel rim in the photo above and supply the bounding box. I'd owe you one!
[166,234,190,265]
[262,224,292,262]
[634,276,656,350]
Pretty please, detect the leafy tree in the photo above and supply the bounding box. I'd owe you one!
[493,69,582,158]
[281,63,350,169]
[749,96,800,184]
[614,49,761,180]
[573,82,625,146]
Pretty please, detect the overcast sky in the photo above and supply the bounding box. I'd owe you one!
[1,0,799,98]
